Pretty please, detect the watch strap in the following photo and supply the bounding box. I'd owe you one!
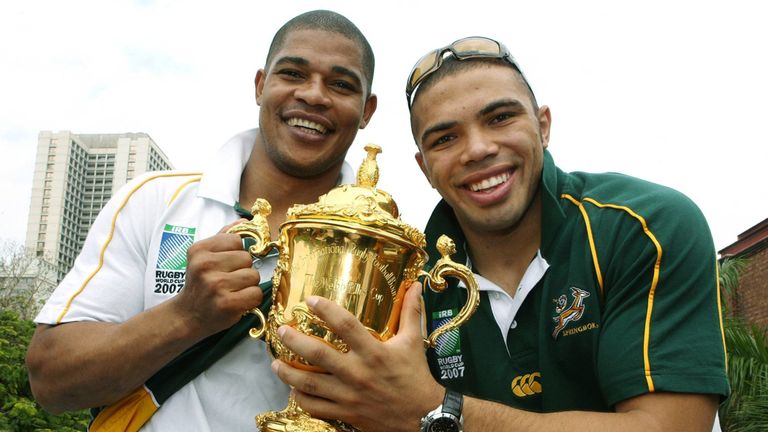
[442,388,464,419]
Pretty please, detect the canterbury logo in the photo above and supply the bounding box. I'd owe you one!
[552,287,591,338]
[511,372,542,397]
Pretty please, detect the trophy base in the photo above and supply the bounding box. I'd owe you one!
[256,398,360,432]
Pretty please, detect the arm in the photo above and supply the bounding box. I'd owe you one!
[273,283,719,432]
[462,392,717,431]
[26,230,263,414]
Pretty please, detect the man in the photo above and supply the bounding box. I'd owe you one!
[25,10,377,432]
[271,36,728,431]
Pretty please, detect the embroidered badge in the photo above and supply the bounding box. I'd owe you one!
[551,287,593,339]
[511,372,542,397]
[432,309,466,381]
[154,224,195,295]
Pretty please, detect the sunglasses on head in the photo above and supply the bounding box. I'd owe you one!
[405,36,531,109]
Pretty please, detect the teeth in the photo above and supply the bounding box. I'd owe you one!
[469,172,510,192]
[287,118,328,134]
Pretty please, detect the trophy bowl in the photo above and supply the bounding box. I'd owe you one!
[228,144,480,432]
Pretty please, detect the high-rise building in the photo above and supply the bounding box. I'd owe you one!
[25,131,174,282]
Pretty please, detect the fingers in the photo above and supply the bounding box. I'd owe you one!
[204,231,249,253]
[276,323,349,375]
[219,219,249,234]
[188,238,253,273]
[397,282,424,343]
[303,296,377,357]
[271,354,339,400]
[226,283,264,311]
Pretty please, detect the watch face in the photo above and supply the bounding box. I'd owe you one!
[428,417,461,432]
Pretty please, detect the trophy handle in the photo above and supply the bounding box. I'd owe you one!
[227,198,281,340]
[419,235,480,349]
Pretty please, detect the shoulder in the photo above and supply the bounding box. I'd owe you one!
[560,171,714,254]
[115,170,203,204]
[563,171,705,222]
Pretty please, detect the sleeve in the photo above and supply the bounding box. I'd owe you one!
[34,173,172,325]
[594,186,729,405]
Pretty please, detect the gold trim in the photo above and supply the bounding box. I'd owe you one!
[715,261,728,371]
[169,176,202,205]
[562,194,663,392]
[562,194,604,300]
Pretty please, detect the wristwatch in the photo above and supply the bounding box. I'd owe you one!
[420,388,464,432]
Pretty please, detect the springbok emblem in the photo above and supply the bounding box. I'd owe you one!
[552,287,591,338]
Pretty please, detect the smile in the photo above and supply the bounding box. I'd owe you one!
[468,171,511,192]
[286,118,329,135]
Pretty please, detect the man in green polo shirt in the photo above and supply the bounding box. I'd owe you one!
[272,36,729,431]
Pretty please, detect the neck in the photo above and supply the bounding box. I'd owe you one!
[239,135,344,237]
[461,194,542,296]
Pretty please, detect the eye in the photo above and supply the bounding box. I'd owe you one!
[330,80,358,93]
[427,134,456,150]
[276,69,304,80]
[490,112,514,124]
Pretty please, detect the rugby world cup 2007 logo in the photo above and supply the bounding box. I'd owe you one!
[432,309,466,381]
[154,224,196,295]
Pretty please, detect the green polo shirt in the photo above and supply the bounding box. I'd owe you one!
[422,150,729,412]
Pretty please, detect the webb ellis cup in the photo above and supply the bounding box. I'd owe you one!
[228,144,480,432]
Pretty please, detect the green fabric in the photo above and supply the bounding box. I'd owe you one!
[146,281,272,403]
[422,149,729,412]
[90,282,272,424]
[233,201,253,219]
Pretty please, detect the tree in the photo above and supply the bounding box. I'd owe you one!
[718,257,768,432]
[0,309,89,431]
[0,240,56,320]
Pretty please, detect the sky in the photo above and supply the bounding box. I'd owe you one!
[1,0,766,253]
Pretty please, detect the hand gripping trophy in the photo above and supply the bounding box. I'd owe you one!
[229,144,480,432]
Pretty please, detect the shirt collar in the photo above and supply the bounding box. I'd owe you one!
[198,128,356,208]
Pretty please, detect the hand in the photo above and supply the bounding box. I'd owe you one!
[272,282,444,432]
[172,222,263,338]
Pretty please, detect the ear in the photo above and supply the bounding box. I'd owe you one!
[358,93,378,129]
[537,105,552,149]
[255,69,266,105]
[414,151,434,188]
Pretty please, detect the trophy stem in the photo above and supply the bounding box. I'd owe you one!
[256,394,359,432]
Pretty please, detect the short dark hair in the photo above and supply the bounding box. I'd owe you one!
[410,56,538,114]
[265,10,375,96]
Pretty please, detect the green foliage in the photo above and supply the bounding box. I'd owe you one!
[717,257,768,432]
[0,309,89,431]
[719,257,749,317]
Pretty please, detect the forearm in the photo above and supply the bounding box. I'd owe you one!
[26,297,204,413]
[462,392,719,432]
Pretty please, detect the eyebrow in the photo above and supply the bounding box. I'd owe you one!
[479,98,526,117]
[419,98,526,144]
[421,120,458,145]
[273,56,363,89]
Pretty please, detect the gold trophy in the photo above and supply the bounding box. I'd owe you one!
[228,144,480,432]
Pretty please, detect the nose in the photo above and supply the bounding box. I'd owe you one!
[294,76,332,107]
[459,129,498,165]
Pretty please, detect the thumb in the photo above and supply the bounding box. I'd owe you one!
[398,281,424,342]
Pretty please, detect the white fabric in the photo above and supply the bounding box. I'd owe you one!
[461,250,549,347]
[35,128,356,432]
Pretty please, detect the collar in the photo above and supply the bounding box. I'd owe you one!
[197,128,355,209]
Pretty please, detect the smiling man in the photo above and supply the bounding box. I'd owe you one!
[271,36,728,432]
[25,10,376,432]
